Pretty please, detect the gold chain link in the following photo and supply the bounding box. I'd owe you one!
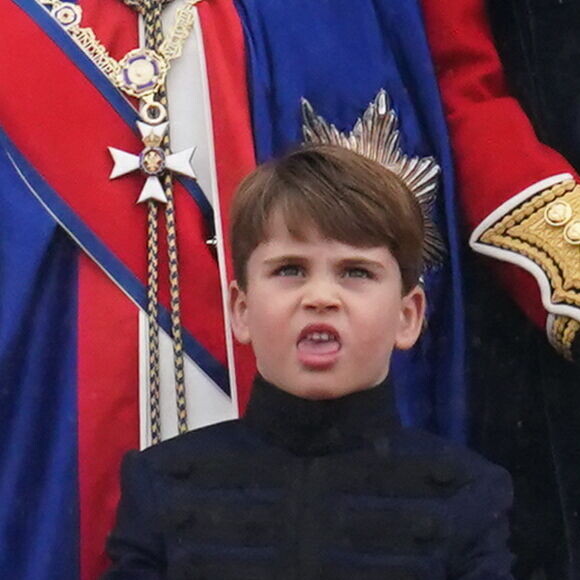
[41,0,203,96]
[159,0,201,61]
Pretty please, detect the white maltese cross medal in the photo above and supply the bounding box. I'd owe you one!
[108,121,196,204]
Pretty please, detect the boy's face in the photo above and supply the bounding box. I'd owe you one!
[230,212,425,400]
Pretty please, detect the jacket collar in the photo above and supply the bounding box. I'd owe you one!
[242,375,401,456]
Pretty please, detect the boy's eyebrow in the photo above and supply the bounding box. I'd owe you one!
[337,257,386,271]
[262,255,386,270]
[262,255,307,267]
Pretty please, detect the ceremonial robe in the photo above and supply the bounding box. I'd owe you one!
[0,0,465,578]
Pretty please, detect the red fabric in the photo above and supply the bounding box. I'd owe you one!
[0,0,227,365]
[419,0,578,328]
[1,0,256,577]
[2,2,257,578]
[65,3,141,579]
[198,0,257,413]
[78,254,139,580]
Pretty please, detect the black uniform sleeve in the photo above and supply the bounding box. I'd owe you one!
[450,466,514,579]
[101,450,166,579]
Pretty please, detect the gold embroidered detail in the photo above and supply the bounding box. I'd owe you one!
[549,315,580,360]
[477,179,580,308]
[544,200,572,227]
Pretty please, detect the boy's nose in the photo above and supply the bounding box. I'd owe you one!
[301,280,341,311]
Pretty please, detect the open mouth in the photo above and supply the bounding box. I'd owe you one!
[297,324,341,368]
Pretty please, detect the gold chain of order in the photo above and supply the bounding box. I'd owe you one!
[72,25,120,79]
[159,0,198,61]
[40,0,199,441]
[40,0,202,95]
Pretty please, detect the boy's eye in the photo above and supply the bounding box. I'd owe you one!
[274,264,304,277]
[343,267,374,279]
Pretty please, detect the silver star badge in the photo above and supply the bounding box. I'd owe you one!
[301,90,445,269]
[108,121,196,204]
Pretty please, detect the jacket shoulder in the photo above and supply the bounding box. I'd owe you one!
[134,419,257,476]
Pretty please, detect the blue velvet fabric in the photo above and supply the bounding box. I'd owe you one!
[235,0,467,440]
[0,144,79,579]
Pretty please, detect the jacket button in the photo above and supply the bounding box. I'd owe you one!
[428,462,456,486]
[412,516,438,542]
[327,427,342,445]
[174,512,197,530]
[373,436,390,457]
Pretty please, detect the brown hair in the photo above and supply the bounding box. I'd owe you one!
[229,144,424,293]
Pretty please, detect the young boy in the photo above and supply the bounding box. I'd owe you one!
[103,145,514,579]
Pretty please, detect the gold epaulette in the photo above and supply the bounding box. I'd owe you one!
[470,175,580,357]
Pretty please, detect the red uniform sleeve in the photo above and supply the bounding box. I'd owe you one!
[419,0,580,358]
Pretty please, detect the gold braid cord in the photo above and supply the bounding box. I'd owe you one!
[473,179,580,355]
[142,0,164,445]
[123,0,172,14]
[549,315,580,361]
[146,201,162,445]
[161,125,188,434]
[149,0,188,435]
[139,0,188,439]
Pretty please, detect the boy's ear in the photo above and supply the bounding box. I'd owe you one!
[394,285,426,350]
[229,280,251,344]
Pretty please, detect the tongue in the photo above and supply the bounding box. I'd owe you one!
[297,338,340,355]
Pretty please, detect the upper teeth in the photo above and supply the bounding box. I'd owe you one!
[307,332,334,341]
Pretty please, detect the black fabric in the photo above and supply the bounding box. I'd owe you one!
[104,377,514,579]
[465,256,579,580]
[488,0,580,169]
[243,375,400,455]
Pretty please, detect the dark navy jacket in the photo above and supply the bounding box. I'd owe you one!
[103,377,514,579]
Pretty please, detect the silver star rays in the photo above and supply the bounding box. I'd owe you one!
[301,89,445,269]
